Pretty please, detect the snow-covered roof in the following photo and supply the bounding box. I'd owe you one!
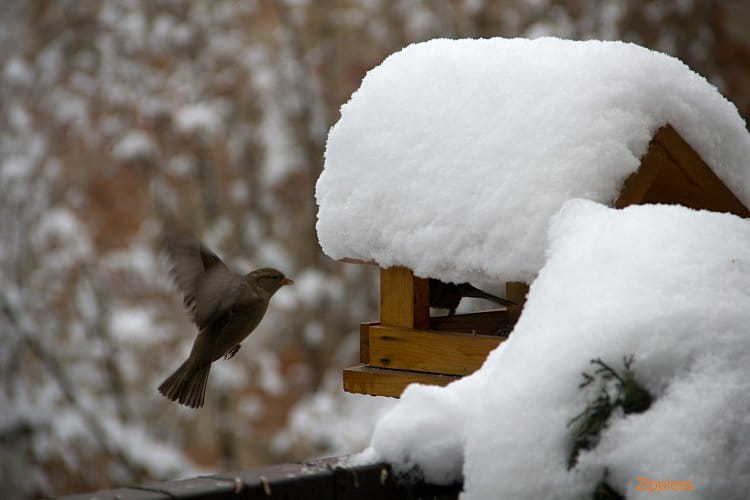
[316,37,750,283]
[365,200,750,498]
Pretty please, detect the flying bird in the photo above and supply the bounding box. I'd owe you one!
[158,233,293,408]
[429,278,514,316]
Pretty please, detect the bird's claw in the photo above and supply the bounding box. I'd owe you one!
[225,344,241,360]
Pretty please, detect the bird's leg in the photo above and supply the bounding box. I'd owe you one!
[224,344,241,360]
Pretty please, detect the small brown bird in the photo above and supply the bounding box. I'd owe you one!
[429,278,514,316]
[158,233,293,408]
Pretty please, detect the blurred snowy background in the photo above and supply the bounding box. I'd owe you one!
[1,1,750,498]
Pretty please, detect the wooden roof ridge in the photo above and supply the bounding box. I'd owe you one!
[615,123,750,217]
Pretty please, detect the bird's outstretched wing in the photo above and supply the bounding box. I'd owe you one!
[162,232,229,320]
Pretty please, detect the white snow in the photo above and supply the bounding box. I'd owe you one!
[273,372,397,458]
[33,208,93,266]
[166,153,198,177]
[1,155,34,182]
[175,103,224,140]
[3,56,33,86]
[109,307,166,344]
[259,108,303,186]
[112,130,159,163]
[49,89,89,129]
[303,322,324,346]
[366,200,750,499]
[291,268,346,309]
[103,244,162,280]
[256,351,286,396]
[316,37,750,284]
[210,359,249,390]
[100,418,196,478]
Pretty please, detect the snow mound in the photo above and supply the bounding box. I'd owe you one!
[368,200,750,499]
[316,37,750,284]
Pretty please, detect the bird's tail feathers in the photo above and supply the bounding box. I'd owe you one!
[461,284,515,306]
[158,359,211,409]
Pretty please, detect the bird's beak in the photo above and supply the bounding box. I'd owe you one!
[281,278,294,286]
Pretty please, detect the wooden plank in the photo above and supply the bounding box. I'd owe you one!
[505,281,529,325]
[368,325,503,376]
[63,457,462,500]
[359,321,379,363]
[343,364,458,398]
[429,309,508,335]
[340,257,378,265]
[380,267,429,329]
[413,275,430,328]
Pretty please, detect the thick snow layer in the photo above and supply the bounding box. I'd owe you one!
[316,38,750,283]
[366,200,750,499]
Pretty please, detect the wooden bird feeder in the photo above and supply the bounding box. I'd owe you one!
[342,124,750,398]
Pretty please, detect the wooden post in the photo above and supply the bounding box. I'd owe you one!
[505,281,529,325]
[359,321,379,363]
[380,267,429,329]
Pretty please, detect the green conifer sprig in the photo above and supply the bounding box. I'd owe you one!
[592,472,625,500]
[567,355,654,499]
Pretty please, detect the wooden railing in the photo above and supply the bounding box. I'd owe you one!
[58,456,462,499]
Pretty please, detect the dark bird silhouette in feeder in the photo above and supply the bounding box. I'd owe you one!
[429,278,514,316]
[158,232,293,408]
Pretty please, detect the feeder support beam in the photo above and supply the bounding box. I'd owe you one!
[380,267,430,329]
